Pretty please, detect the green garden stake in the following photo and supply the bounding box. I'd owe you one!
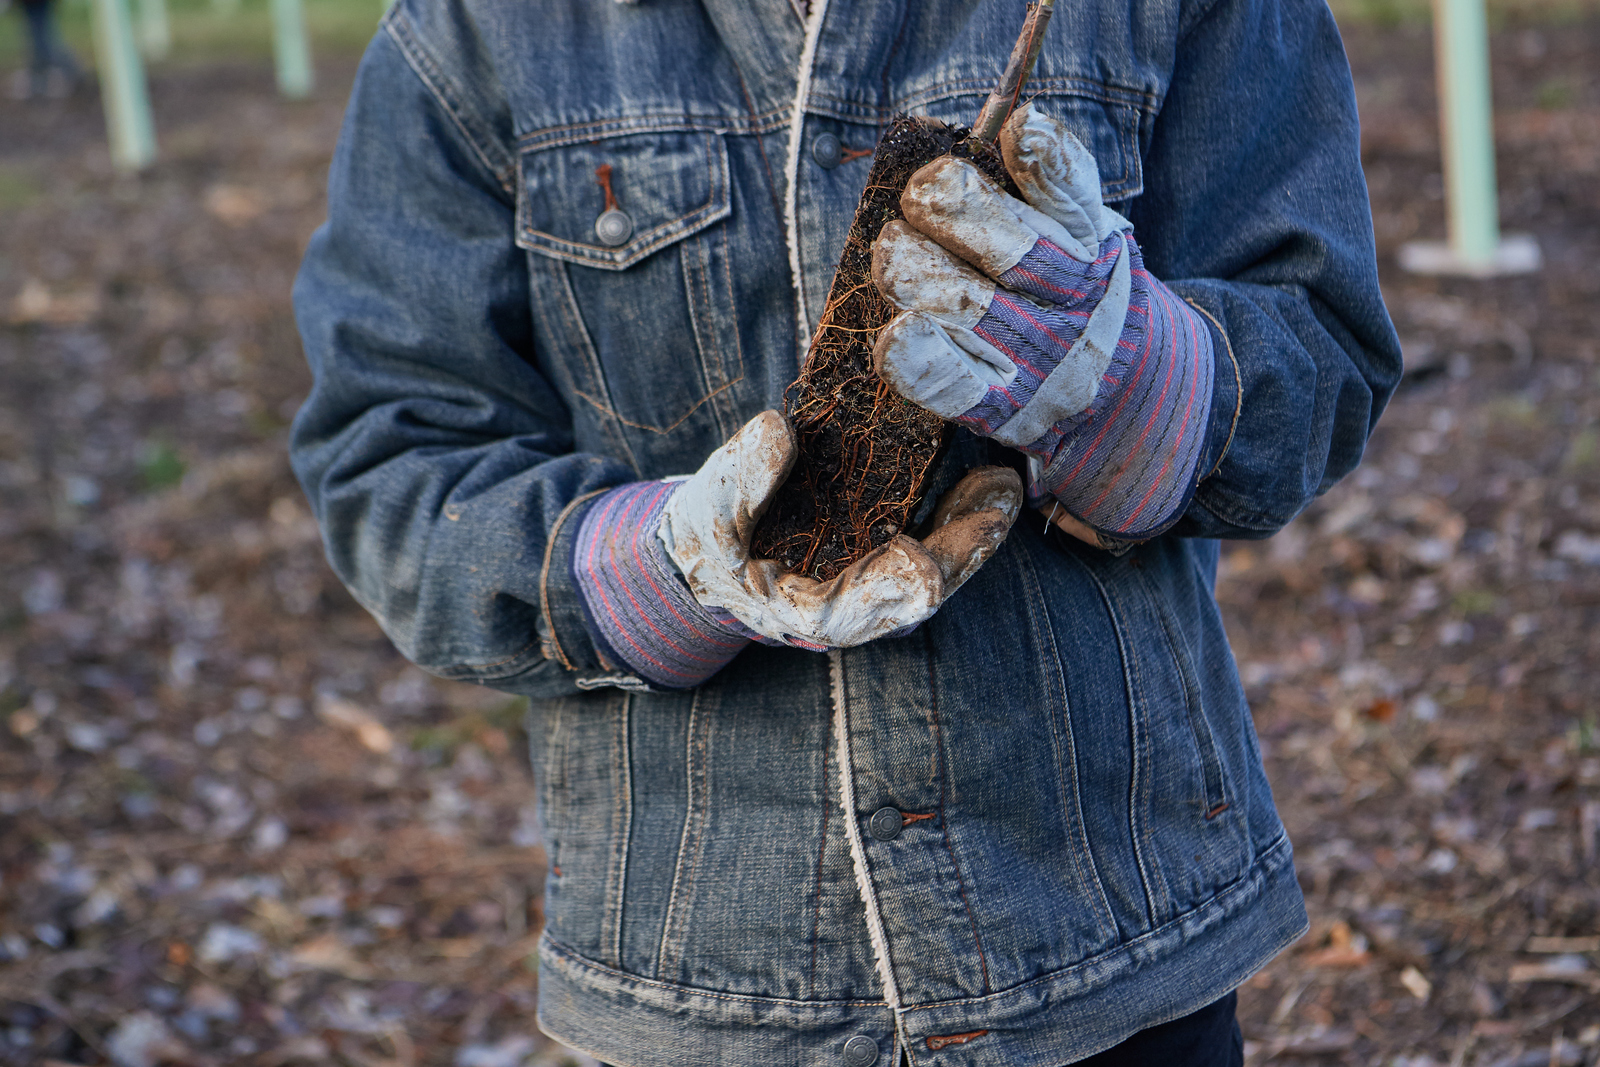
[137,0,170,60]
[91,0,157,172]
[1399,0,1541,276]
[271,0,314,99]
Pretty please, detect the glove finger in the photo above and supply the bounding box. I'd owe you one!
[660,410,795,609]
[743,536,944,648]
[872,219,995,328]
[872,310,1016,427]
[998,103,1112,249]
[901,156,1095,278]
[920,466,1022,596]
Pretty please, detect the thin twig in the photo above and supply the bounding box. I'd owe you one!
[970,0,1058,145]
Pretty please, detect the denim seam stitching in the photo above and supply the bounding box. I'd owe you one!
[540,933,892,1008]
[923,631,992,996]
[894,832,1297,1011]
[519,113,790,151]
[1018,539,1119,935]
[602,693,632,968]
[547,261,642,474]
[807,742,830,1000]
[538,831,1295,1011]
[1184,298,1241,481]
[1123,625,1174,921]
[383,11,515,196]
[714,225,749,437]
[540,488,612,672]
[654,689,711,981]
[1071,559,1162,927]
[1131,565,1233,818]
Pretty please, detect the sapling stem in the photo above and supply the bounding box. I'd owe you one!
[970,0,1057,146]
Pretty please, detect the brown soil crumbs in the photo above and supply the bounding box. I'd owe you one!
[749,115,1019,581]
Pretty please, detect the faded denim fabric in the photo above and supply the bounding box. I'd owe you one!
[290,0,1401,1063]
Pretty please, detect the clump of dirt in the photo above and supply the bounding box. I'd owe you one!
[750,115,1020,580]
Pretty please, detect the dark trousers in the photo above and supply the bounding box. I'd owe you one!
[1068,991,1242,1067]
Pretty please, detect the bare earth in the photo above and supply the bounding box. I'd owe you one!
[1,20,1598,1067]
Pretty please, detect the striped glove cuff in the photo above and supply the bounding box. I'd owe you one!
[571,481,754,689]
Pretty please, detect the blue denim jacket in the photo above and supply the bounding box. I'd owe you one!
[291,0,1400,1063]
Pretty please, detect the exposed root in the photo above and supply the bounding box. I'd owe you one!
[750,115,1019,580]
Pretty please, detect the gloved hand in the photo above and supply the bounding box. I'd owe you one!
[871,103,1215,544]
[571,411,1021,689]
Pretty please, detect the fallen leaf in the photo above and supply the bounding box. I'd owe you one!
[1304,921,1373,968]
[1399,964,1432,1001]
[1364,698,1398,722]
[316,694,394,755]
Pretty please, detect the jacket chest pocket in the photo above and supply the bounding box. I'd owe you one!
[517,130,743,459]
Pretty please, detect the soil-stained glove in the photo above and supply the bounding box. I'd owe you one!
[871,103,1215,542]
[572,411,1021,689]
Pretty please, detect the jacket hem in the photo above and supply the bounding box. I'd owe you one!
[534,834,1307,1067]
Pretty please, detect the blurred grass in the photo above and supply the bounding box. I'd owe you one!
[0,164,43,210]
[0,0,387,70]
[1328,0,1600,25]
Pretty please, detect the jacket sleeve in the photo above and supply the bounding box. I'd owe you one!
[1125,0,1403,540]
[290,9,626,698]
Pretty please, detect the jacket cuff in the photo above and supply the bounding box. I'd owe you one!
[538,488,611,675]
[1182,295,1242,484]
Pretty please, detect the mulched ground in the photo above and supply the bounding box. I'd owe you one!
[0,18,1597,1067]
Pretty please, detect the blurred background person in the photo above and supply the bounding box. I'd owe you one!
[7,0,82,101]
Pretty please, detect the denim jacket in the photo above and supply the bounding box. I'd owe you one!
[290,0,1400,1063]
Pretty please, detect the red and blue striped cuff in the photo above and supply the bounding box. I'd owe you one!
[1037,253,1214,540]
[570,481,753,689]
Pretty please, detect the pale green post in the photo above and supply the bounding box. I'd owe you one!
[1434,0,1498,266]
[137,0,170,60]
[1400,0,1540,276]
[271,0,314,99]
[91,0,157,172]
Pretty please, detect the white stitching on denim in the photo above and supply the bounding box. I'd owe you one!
[829,650,904,1017]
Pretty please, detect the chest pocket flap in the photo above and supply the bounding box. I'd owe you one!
[516,129,732,270]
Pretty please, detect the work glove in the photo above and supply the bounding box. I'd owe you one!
[570,410,1021,689]
[871,103,1215,545]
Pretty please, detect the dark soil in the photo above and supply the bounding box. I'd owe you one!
[749,115,1018,581]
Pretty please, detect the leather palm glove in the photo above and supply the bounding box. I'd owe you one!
[871,103,1215,545]
[569,411,1021,689]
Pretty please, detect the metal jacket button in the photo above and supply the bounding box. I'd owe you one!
[595,208,633,247]
[868,807,901,841]
[842,1034,879,1066]
[812,132,843,169]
